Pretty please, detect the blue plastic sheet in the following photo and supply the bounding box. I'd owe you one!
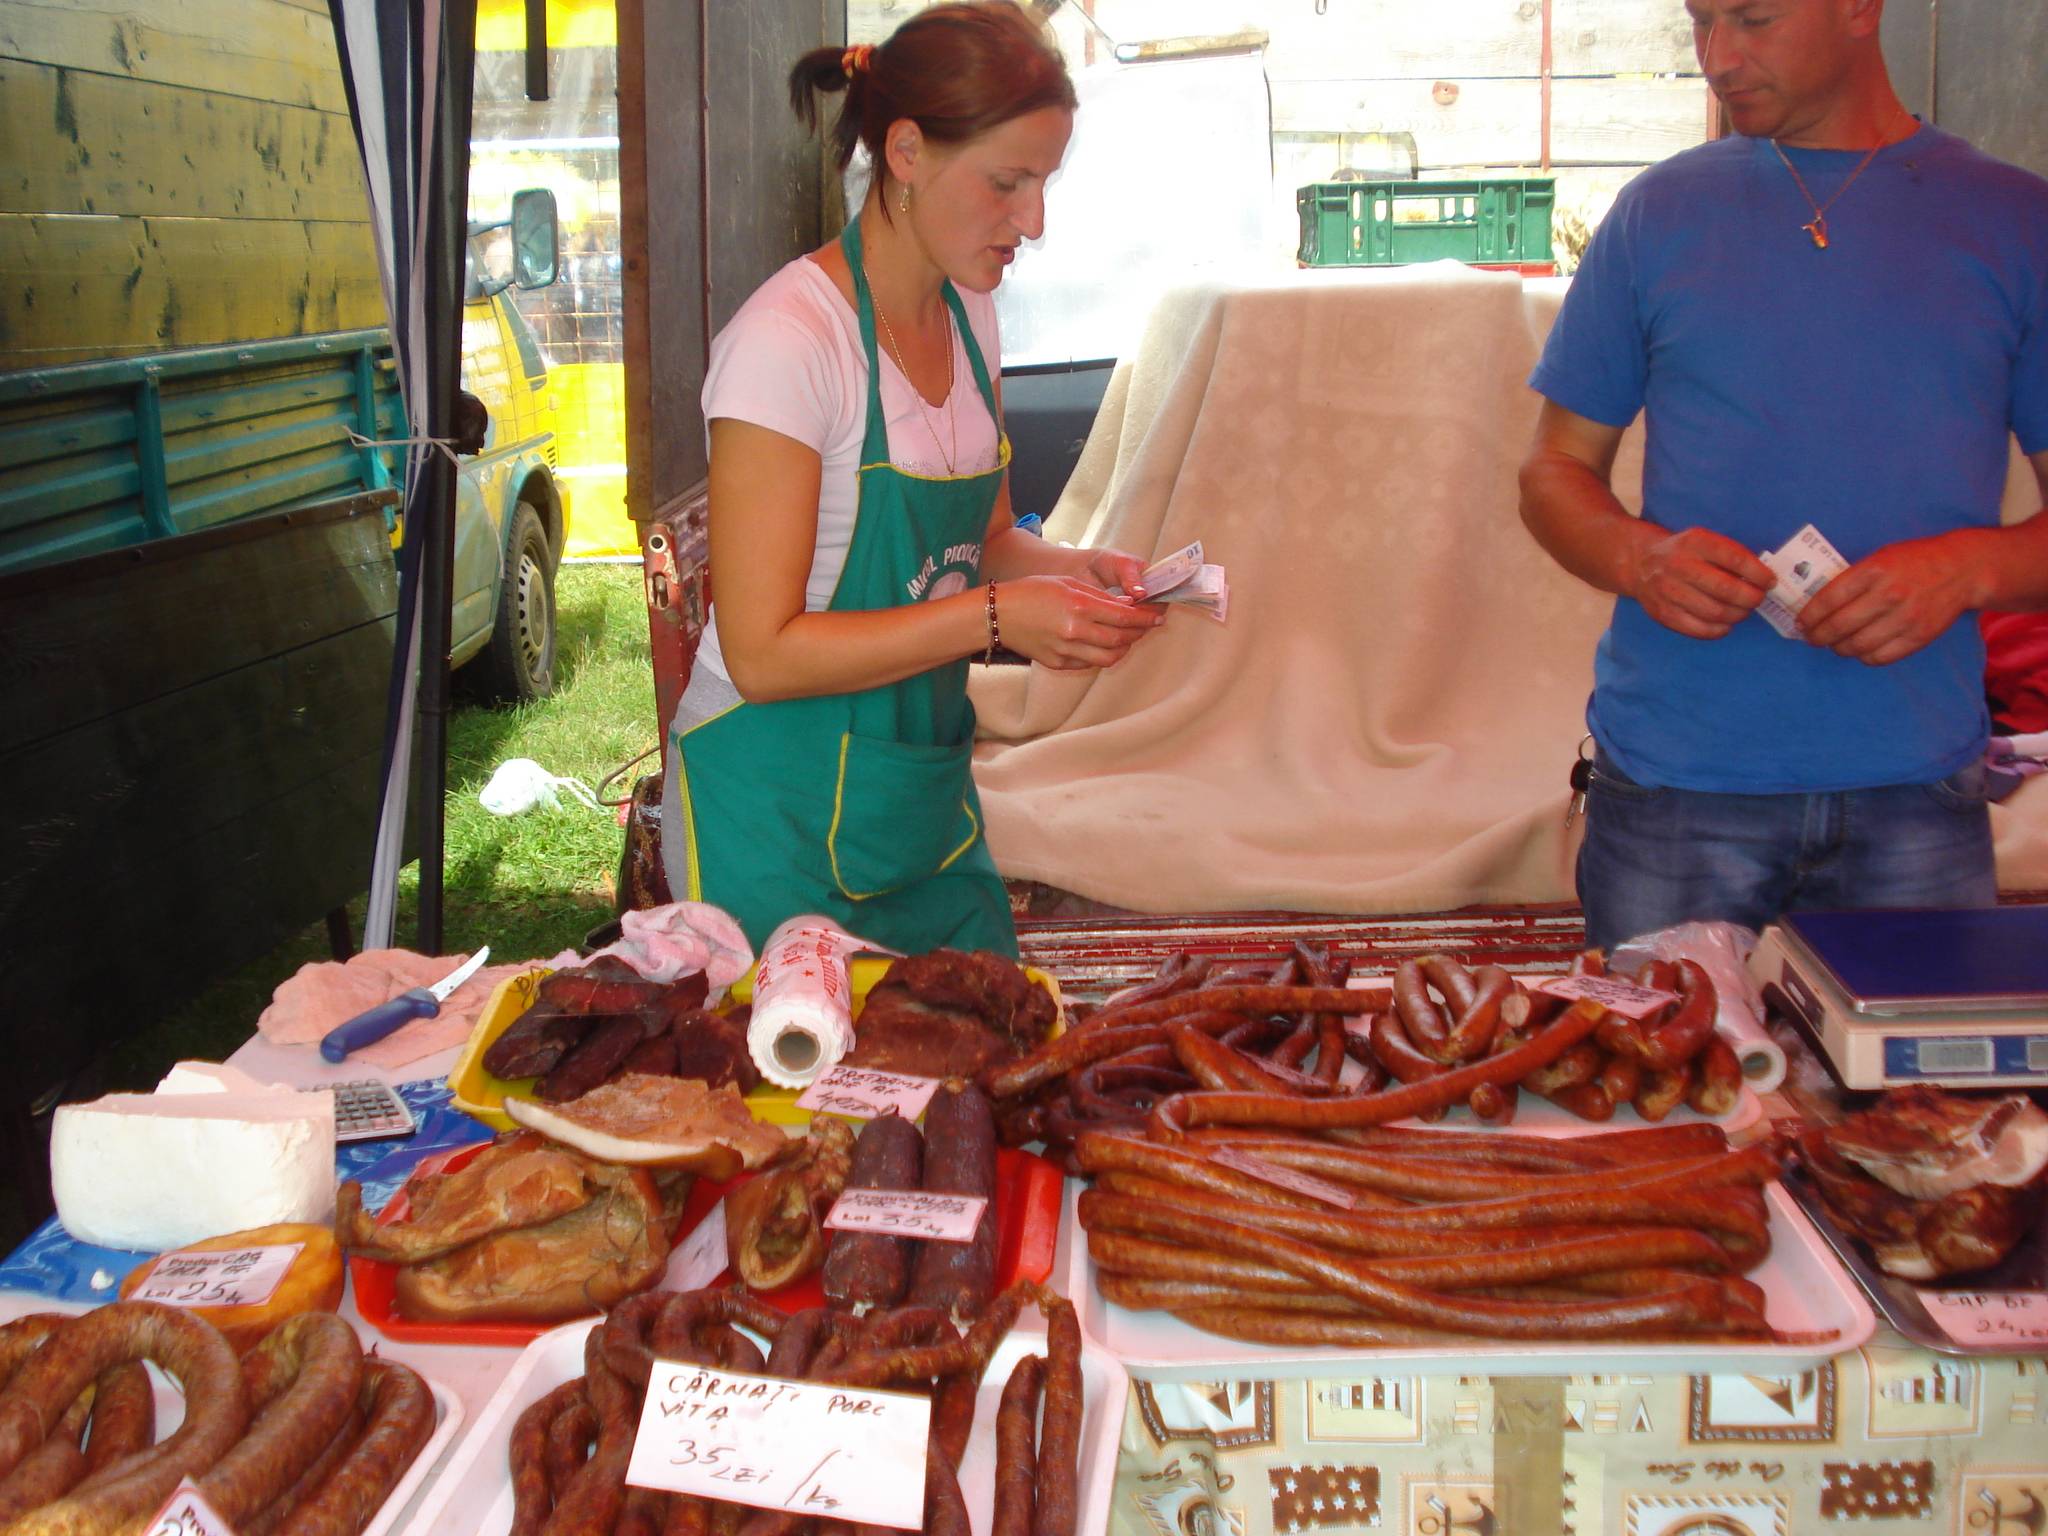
[0,1079,493,1304]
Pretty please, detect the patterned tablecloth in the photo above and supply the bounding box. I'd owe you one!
[1103,1334,2048,1536]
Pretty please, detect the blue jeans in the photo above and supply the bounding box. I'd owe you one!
[1575,751,1997,953]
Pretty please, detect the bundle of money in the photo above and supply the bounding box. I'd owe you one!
[1120,539,1230,623]
[1755,523,1848,639]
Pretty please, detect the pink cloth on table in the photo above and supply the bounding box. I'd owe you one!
[255,949,539,1069]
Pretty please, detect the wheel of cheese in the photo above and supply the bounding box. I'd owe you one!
[117,1222,345,1354]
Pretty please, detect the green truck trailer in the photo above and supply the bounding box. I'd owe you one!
[0,0,565,1208]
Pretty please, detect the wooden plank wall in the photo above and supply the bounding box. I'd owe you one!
[0,0,387,367]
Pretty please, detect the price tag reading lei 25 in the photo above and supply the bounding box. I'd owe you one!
[1531,974,1676,1020]
[824,1188,987,1244]
[795,1066,940,1122]
[1920,1290,2048,1349]
[627,1363,931,1530]
[132,1244,303,1311]
[147,1478,237,1536]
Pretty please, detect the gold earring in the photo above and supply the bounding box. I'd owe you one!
[899,183,911,214]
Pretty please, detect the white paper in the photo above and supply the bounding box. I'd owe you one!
[1920,1289,2048,1349]
[795,1066,940,1123]
[130,1244,303,1311]
[664,1201,729,1293]
[1531,974,1675,1020]
[626,1363,932,1529]
[146,1479,237,1536]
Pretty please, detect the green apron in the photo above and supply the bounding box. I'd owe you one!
[671,219,1018,958]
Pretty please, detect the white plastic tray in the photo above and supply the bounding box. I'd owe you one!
[1069,1178,1875,1381]
[407,1312,1129,1536]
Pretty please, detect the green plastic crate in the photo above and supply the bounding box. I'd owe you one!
[1296,177,1555,268]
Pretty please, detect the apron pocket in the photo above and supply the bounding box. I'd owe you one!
[827,729,982,900]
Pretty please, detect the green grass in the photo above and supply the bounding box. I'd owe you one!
[101,563,659,1089]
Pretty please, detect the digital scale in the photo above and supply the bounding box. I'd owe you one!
[1748,907,2048,1090]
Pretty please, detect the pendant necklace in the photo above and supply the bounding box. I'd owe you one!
[1769,111,1909,250]
[866,261,958,473]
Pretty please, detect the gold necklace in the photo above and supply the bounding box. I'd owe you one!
[1768,112,1909,249]
[865,264,958,473]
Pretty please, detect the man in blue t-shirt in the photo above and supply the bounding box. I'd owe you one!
[1521,0,2048,952]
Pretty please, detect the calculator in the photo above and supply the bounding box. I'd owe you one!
[309,1079,418,1143]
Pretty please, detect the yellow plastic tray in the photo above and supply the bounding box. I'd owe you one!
[448,958,1063,1132]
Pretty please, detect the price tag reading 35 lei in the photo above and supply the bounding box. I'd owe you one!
[131,1244,303,1311]
[626,1363,931,1529]
[1920,1290,2048,1350]
[824,1189,988,1244]
[796,1066,941,1122]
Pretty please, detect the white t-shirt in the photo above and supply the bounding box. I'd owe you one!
[694,255,1002,682]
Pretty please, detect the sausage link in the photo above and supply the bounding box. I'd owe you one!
[1468,1081,1518,1125]
[1428,965,1515,1065]
[199,1312,366,1524]
[1033,1297,1083,1536]
[932,1372,977,1471]
[0,1392,90,1524]
[1521,1042,1602,1096]
[0,1303,248,1529]
[1687,1036,1743,1117]
[907,1082,1000,1321]
[1391,962,1451,1053]
[1545,1081,1618,1121]
[827,1113,921,1295]
[280,1357,436,1536]
[508,1378,584,1536]
[239,1401,366,1536]
[614,1488,672,1536]
[538,1332,633,1536]
[982,1009,1278,1100]
[993,1356,1043,1536]
[1634,1065,1691,1122]
[542,1396,596,1497]
[79,1361,154,1478]
[1077,1192,1724,1338]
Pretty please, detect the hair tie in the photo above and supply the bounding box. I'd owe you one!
[841,43,874,79]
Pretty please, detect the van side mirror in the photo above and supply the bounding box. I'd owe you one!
[510,188,559,289]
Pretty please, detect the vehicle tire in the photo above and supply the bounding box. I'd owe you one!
[482,500,556,701]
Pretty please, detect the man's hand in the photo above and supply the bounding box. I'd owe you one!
[1627,528,1774,639]
[1796,531,1984,665]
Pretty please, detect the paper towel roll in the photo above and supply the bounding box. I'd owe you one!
[1713,1010,1788,1094]
[746,915,862,1089]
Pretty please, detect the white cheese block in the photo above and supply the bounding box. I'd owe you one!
[51,1087,336,1252]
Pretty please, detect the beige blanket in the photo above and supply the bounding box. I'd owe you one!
[968,262,2048,913]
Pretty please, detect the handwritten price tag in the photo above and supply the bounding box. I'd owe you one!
[1532,974,1676,1020]
[1920,1290,2048,1350]
[824,1188,987,1244]
[664,1200,730,1292]
[796,1066,941,1122]
[147,1478,237,1536]
[627,1362,931,1528]
[1211,1149,1359,1209]
[131,1244,302,1311]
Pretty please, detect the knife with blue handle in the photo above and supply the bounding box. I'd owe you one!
[320,947,491,1063]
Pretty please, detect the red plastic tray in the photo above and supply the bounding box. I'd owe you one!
[350,1143,1064,1347]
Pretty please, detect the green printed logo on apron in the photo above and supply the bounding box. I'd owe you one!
[672,218,1018,957]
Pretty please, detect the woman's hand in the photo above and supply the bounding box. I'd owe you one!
[1076,547,1152,597]
[995,575,1166,670]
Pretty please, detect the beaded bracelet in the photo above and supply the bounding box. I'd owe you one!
[984,579,1001,664]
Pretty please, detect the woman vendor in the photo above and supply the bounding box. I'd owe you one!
[661,3,1163,959]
